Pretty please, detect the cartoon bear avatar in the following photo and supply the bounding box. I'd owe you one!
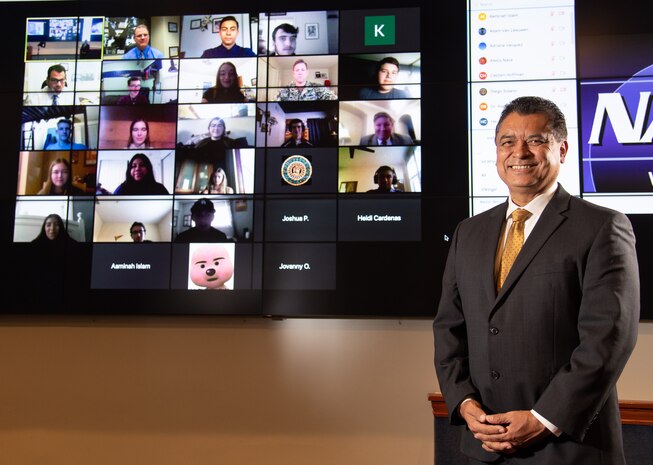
[189,244,234,290]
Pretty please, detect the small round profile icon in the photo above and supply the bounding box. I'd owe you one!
[281,155,312,186]
[479,118,488,126]
[478,27,487,35]
[479,88,488,96]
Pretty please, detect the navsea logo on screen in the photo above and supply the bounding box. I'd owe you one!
[364,16,395,46]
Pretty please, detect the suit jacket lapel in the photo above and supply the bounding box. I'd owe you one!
[482,202,509,305]
[494,185,571,305]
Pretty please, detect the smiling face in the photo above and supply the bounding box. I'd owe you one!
[218,63,237,89]
[44,217,61,240]
[377,62,399,92]
[208,119,225,140]
[373,116,394,142]
[292,62,308,86]
[130,156,149,182]
[134,26,150,50]
[495,112,567,205]
[128,79,141,98]
[220,20,239,49]
[131,121,148,146]
[50,162,69,190]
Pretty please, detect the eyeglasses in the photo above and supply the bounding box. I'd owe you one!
[49,77,65,83]
[135,34,149,38]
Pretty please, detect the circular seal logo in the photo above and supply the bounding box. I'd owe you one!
[281,155,312,186]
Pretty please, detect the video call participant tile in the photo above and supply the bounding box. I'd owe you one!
[264,243,335,290]
[265,148,337,194]
[170,243,257,290]
[91,243,171,289]
[338,197,420,241]
[339,8,420,54]
[265,198,337,241]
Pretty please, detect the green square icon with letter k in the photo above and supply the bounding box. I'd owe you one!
[364,16,395,46]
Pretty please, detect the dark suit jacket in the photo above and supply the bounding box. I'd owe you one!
[359,133,414,146]
[434,185,639,464]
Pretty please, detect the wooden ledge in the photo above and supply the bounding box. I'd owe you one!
[428,393,653,426]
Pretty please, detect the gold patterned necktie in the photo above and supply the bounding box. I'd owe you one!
[497,208,532,290]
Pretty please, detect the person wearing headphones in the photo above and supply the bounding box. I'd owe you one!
[367,165,403,193]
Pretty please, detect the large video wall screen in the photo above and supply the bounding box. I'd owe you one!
[16,8,428,314]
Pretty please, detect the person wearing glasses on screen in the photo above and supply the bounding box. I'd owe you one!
[280,119,313,148]
[270,23,298,56]
[359,57,409,100]
[117,77,149,105]
[113,153,169,195]
[201,62,247,103]
[24,64,74,106]
[44,119,88,150]
[194,117,245,150]
[122,24,164,60]
[129,222,152,242]
[359,112,414,146]
[276,59,337,101]
[201,16,256,58]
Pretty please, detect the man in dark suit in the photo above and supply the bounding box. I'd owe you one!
[434,96,639,464]
[359,111,414,146]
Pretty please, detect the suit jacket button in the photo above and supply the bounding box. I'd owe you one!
[490,371,500,380]
[490,327,499,335]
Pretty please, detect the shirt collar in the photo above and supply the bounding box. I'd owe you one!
[506,182,558,220]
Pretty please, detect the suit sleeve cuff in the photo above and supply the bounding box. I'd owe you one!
[458,396,476,416]
[531,409,562,437]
